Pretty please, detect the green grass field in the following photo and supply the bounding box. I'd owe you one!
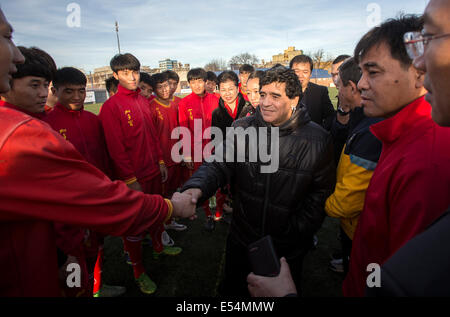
[88,87,344,297]
[100,209,343,297]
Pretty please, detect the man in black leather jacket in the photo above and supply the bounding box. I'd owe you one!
[181,67,335,296]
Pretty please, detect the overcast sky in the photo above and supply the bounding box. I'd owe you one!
[3,0,428,72]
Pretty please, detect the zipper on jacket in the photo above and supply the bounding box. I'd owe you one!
[260,125,273,238]
[261,171,271,237]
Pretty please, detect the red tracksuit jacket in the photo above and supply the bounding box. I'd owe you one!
[149,97,180,167]
[0,107,172,296]
[0,100,47,120]
[44,103,111,175]
[99,84,164,185]
[343,97,450,296]
[44,103,112,257]
[178,92,219,162]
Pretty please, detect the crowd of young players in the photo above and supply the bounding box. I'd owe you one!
[0,40,262,296]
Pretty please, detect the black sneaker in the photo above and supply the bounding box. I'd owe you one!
[204,216,215,231]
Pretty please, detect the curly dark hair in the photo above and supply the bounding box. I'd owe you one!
[260,67,302,100]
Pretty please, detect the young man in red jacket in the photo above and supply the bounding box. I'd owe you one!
[164,70,181,103]
[343,15,450,297]
[44,67,126,297]
[0,11,196,297]
[0,46,52,120]
[178,68,219,231]
[238,64,254,102]
[150,72,187,232]
[139,72,155,102]
[149,72,183,198]
[98,53,174,294]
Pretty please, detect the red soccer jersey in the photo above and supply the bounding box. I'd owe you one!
[44,103,113,257]
[99,84,164,185]
[44,103,111,175]
[0,107,172,296]
[149,97,180,167]
[178,92,219,162]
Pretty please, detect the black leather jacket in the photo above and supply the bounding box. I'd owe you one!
[181,104,335,259]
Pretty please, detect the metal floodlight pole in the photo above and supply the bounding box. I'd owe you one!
[115,21,121,54]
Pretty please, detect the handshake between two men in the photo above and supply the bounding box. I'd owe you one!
[170,188,203,220]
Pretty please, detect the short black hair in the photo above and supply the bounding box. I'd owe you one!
[150,72,169,90]
[187,68,207,82]
[13,46,56,82]
[333,55,351,65]
[206,71,218,84]
[247,70,265,83]
[289,55,313,72]
[261,68,302,100]
[239,64,254,74]
[164,70,179,83]
[110,53,140,73]
[53,67,87,89]
[140,72,153,86]
[339,57,362,87]
[105,76,118,94]
[270,63,286,70]
[217,70,239,88]
[354,14,423,68]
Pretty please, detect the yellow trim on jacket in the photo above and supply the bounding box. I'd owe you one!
[325,146,375,240]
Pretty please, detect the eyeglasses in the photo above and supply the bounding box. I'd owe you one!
[404,30,450,59]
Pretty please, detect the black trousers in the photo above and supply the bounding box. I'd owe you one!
[218,235,304,297]
[340,227,353,276]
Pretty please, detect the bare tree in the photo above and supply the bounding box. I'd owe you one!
[310,49,334,69]
[312,49,325,69]
[228,52,259,67]
[204,59,227,72]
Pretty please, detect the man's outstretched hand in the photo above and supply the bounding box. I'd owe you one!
[182,188,202,204]
[170,190,201,220]
[178,188,203,220]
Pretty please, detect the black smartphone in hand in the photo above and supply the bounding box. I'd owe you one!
[247,235,281,277]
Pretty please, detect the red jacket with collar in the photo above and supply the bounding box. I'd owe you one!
[0,100,47,120]
[44,103,112,257]
[99,84,164,184]
[343,97,450,296]
[149,97,180,167]
[178,92,219,161]
[0,107,172,296]
[44,103,111,175]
